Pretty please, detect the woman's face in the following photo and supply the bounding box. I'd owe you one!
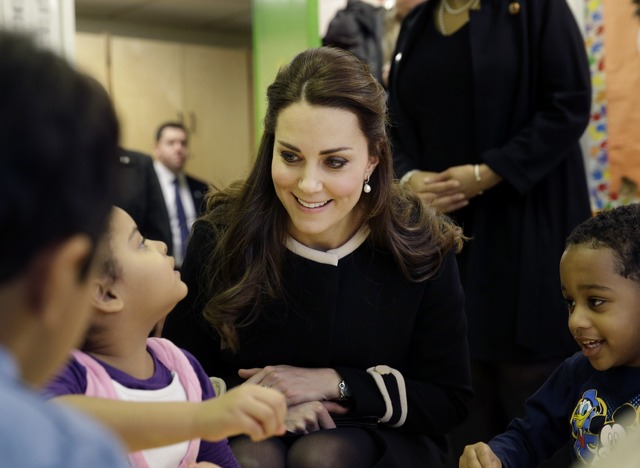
[271,101,379,251]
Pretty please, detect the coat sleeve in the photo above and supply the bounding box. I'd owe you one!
[481,0,591,194]
[336,251,473,434]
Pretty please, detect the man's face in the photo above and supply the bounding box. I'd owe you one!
[154,126,188,174]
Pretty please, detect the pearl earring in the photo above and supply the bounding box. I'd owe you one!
[363,176,372,194]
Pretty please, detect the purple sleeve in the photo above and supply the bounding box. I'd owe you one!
[42,355,88,398]
[182,349,240,468]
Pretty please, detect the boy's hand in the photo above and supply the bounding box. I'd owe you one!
[459,442,502,468]
[199,384,286,442]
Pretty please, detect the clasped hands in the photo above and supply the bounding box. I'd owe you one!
[239,365,349,435]
[406,164,496,213]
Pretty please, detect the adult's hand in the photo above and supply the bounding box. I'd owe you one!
[405,170,468,213]
[439,164,502,201]
[239,365,342,406]
[285,401,338,434]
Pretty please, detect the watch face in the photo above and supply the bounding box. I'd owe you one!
[339,380,352,398]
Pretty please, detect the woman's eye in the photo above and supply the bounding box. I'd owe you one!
[326,157,347,169]
[281,151,299,163]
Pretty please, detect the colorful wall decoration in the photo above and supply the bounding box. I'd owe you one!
[577,0,640,210]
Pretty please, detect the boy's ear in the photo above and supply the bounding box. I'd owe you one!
[92,277,124,313]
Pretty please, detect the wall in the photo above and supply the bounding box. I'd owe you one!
[75,16,254,187]
[75,17,250,49]
[252,0,320,141]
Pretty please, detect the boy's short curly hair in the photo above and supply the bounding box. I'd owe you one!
[566,203,640,283]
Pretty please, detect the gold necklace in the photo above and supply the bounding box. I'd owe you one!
[443,0,478,14]
[438,0,478,35]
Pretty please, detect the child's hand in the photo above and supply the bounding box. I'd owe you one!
[199,384,286,442]
[187,463,220,468]
[459,442,502,468]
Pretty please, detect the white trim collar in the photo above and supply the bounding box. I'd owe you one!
[285,225,370,266]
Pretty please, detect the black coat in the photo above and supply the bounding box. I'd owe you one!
[323,0,385,83]
[388,0,592,361]
[164,220,472,465]
[115,149,168,245]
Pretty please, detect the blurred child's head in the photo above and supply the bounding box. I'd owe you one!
[0,33,118,285]
[0,32,119,386]
[560,203,640,371]
[84,207,187,351]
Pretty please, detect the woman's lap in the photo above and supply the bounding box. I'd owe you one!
[230,426,446,468]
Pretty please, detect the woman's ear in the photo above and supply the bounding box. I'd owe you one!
[92,277,123,314]
[366,155,380,177]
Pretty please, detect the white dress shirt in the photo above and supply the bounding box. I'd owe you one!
[153,161,197,266]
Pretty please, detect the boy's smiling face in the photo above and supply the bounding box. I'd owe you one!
[561,245,640,370]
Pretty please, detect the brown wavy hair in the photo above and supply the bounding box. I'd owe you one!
[201,47,463,350]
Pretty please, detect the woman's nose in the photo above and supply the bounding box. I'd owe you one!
[298,167,322,193]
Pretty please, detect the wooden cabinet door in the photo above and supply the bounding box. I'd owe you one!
[110,37,184,154]
[183,44,253,187]
[75,32,110,92]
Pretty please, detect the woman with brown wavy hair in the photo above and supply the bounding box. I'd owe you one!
[163,46,471,467]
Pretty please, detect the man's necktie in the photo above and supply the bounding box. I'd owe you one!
[174,178,189,258]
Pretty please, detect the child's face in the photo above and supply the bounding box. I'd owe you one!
[560,245,640,370]
[109,207,187,320]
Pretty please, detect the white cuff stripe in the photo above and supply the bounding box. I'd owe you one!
[366,365,408,428]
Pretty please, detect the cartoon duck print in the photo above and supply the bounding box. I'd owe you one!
[571,389,607,464]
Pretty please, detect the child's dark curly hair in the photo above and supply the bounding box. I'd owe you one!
[566,203,640,283]
[634,0,640,17]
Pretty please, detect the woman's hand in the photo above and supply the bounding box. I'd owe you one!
[405,170,468,213]
[406,165,502,213]
[285,401,340,434]
[440,164,502,200]
[239,365,342,406]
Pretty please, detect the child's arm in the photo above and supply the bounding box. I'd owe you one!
[53,384,286,452]
[459,442,502,468]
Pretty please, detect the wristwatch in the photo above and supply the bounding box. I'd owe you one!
[338,380,352,400]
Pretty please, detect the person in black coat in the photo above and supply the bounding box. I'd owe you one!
[115,148,169,252]
[387,0,592,461]
[115,124,208,269]
[323,0,386,84]
[163,47,472,467]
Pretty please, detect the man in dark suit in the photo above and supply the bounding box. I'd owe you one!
[151,122,208,268]
[115,123,208,270]
[116,148,169,250]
